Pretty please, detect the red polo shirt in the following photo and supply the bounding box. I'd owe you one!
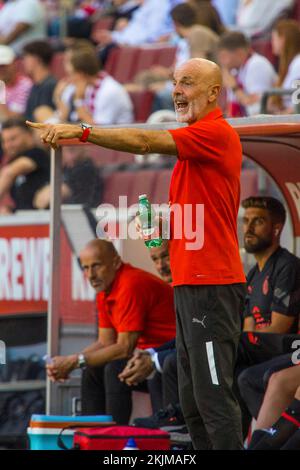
[96,263,176,349]
[168,107,246,286]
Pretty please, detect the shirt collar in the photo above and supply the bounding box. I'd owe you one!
[201,107,223,121]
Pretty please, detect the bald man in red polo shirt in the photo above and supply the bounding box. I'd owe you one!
[27,58,247,450]
[46,239,176,424]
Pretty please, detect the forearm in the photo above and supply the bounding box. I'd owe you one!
[81,340,104,355]
[84,342,130,367]
[87,127,177,155]
[0,172,14,201]
[3,23,30,44]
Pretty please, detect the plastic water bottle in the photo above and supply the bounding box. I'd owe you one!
[123,437,139,450]
[138,194,162,248]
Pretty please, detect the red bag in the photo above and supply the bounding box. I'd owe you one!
[73,426,170,450]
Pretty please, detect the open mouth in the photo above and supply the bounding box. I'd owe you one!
[175,102,189,112]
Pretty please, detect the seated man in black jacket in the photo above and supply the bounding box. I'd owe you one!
[0,117,50,212]
[119,241,184,430]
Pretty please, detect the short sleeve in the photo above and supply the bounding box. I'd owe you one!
[271,262,300,316]
[168,121,230,163]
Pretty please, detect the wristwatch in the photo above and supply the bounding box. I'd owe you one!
[77,353,87,369]
[80,122,93,142]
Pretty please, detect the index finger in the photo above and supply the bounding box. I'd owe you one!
[26,121,46,130]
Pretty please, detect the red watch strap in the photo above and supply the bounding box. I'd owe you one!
[80,128,91,143]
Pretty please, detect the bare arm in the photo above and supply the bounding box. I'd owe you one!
[0,157,36,201]
[243,316,255,332]
[255,311,296,334]
[83,331,141,367]
[80,327,117,356]
[0,22,31,45]
[26,121,178,156]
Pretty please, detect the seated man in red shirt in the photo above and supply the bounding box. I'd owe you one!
[46,239,176,424]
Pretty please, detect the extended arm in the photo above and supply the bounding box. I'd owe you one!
[26,121,178,156]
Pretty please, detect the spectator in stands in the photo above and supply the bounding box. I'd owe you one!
[212,0,239,27]
[0,117,50,212]
[218,31,277,116]
[38,43,133,125]
[172,3,220,66]
[94,0,180,47]
[91,0,141,36]
[268,20,300,114]
[0,45,32,123]
[46,239,176,424]
[22,40,57,122]
[0,0,46,55]
[189,0,225,35]
[127,3,220,111]
[33,145,102,208]
[236,0,294,38]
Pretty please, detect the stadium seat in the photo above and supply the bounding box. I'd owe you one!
[251,37,276,65]
[152,169,172,205]
[292,0,300,20]
[240,169,259,200]
[105,47,140,83]
[129,90,154,122]
[102,170,135,206]
[155,46,177,68]
[127,169,158,206]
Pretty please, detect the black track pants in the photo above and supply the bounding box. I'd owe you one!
[174,284,246,450]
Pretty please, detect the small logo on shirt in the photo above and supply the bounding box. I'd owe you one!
[192,315,207,328]
[262,276,269,295]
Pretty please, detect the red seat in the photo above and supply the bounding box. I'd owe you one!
[129,90,154,122]
[292,0,300,20]
[105,47,139,83]
[240,169,259,201]
[251,38,276,65]
[155,46,176,68]
[128,170,158,206]
[103,171,135,206]
[152,169,172,205]
[133,47,161,77]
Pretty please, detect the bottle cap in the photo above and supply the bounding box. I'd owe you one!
[139,194,147,200]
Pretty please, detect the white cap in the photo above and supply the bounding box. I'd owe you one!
[0,45,16,65]
[139,194,147,199]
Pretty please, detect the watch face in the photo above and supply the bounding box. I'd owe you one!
[81,122,92,130]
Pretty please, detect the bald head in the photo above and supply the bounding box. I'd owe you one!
[177,58,222,87]
[79,239,121,293]
[81,239,118,259]
[173,58,222,124]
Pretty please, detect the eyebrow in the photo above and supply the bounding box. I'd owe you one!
[173,75,194,82]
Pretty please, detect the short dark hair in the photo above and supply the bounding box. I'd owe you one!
[23,40,54,66]
[171,3,197,27]
[218,31,250,51]
[69,46,100,76]
[242,196,286,225]
[2,117,32,133]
